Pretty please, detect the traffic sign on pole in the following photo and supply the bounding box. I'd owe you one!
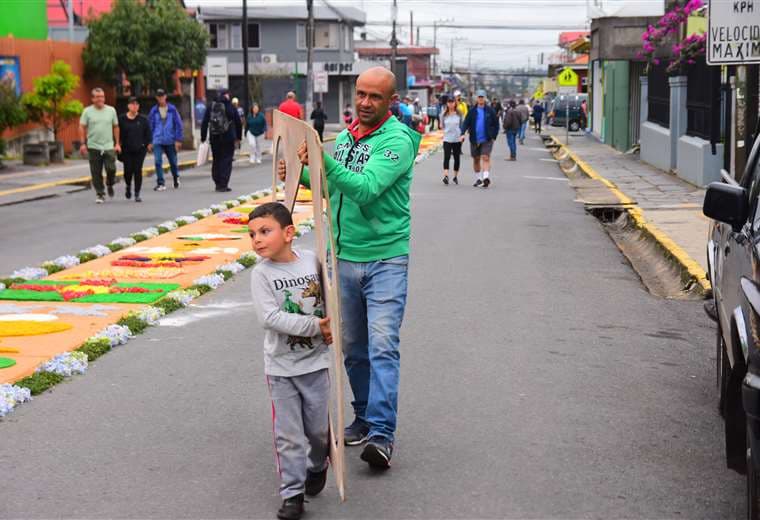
[707,0,760,65]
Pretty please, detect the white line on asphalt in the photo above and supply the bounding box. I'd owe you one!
[523,176,569,181]
[539,158,559,162]
[159,301,252,326]
[526,147,551,152]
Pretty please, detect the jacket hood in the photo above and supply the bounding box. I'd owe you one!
[369,114,422,152]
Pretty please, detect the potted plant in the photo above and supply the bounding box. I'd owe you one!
[21,60,83,164]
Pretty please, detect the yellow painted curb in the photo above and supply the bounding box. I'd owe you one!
[0,160,197,198]
[550,136,711,294]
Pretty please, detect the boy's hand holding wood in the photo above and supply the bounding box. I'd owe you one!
[319,317,332,345]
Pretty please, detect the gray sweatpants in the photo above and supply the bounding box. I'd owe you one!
[267,368,330,499]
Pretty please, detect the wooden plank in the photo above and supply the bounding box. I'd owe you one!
[271,110,346,502]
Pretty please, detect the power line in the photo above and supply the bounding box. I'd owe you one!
[364,22,588,30]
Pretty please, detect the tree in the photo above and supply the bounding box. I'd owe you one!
[83,0,208,93]
[0,81,27,161]
[21,61,84,141]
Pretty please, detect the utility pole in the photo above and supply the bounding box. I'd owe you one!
[306,0,314,118]
[433,21,437,80]
[242,0,249,116]
[410,11,413,46]
[390,0,399,83]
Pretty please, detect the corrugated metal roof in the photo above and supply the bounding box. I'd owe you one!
[198,5,365,25]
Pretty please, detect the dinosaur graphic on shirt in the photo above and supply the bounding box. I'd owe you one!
[281,289,314,350]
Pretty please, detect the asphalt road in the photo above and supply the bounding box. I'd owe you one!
[0,132,744,518]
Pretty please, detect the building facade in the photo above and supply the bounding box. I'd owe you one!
[198,5,367,121]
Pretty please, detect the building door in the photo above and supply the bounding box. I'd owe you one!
[603,61,631,152]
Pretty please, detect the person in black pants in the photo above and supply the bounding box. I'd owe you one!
[201,89,242,192]
[118,96,151,202]
[440,97,464,185]
[310,100,327,142]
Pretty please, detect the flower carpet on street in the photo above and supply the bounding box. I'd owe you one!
[0,189,317,417]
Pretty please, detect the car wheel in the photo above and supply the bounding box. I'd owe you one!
[749,425,760,520]
[569,121,580,132]
[718,322,730,416]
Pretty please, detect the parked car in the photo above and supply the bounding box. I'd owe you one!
[548,94,587,131]
[703,135,760,519]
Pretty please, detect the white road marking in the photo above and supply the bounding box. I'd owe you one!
[158,300,252,326]
[522,176,569,181]
[526,147,551,152]
[539,158,559,163]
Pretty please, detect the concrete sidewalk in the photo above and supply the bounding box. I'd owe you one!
[547,129,710,283]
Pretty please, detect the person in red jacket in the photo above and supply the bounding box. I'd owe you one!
[278,91,303,119]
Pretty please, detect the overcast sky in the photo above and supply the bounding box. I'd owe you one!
[185,0,664,68]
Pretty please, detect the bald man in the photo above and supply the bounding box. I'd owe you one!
[279,90,303,119]
[280,67,420,469]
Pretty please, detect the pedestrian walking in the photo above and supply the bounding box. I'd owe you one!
[249,202,333,520]
[454,90,469,118]
[516,99,530,145]
[532,100,545,133]
[440,96,464,185]
[118,96,151,202]
[309,100,328,142]
[342,104,353,126]
[201,89,242,192]
[78,87,120,204]
[148,88,184,191]
[279,66,421,469]
[461,89,499,188]
[279,91,303,119]
[246,103,267,164]
[580,99,588,131]
[427,95,440,131]
[491,97,503,120]
[389,93,401,120]
[194,98,206,128]
[502,100,521,161]
[232,97,245,128]
[399,95,414,128]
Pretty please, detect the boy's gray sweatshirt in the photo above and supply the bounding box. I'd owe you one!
[250,249,330,377]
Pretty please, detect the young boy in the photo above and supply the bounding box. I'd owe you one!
[249,202,333,520]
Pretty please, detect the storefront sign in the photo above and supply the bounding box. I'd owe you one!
[708,0,760,64]
[323,62,354,75]
[206,56,229,90]
[314,70,328,93]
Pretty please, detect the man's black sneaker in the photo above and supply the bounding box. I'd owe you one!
[305,467,328,496]
[107,185,115,198]
[277,494,304,520]
[135,195,142,202]
[361,437,393,469]
[125,188,131,199]
[215,187,232,192]
[173,178,180,189]
[473,179,483,187]
[344,419,370,446]
[483,178,491,188]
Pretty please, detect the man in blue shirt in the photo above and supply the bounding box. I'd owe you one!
[461,89,499,188]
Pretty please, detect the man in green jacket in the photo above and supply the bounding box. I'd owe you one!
[279,66,420,469]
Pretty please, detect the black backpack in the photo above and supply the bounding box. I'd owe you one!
[209,101,230,136]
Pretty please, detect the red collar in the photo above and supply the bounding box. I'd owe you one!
[348,111,392,141]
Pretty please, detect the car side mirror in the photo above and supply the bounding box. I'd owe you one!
[703,182,750,233]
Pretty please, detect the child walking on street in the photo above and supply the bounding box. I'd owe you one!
[249,202,333,520]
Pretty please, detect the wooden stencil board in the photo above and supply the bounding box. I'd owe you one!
[271,110,346,501]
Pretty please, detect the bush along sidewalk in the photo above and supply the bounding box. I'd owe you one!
[0,187,317,418]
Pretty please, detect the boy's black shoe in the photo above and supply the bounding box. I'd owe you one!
[277,494,304,520]
[305,467,328,496]
[344,418,370,446]
[360,437,393,469]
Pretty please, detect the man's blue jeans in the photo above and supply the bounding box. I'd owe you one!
[518,121,528,141]
[506,130,518,158]
[153,143,179,186]
[339,255,409,443]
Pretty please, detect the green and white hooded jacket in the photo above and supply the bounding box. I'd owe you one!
[301,112,421,262]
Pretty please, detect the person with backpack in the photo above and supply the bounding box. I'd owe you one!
[148,89,184,191]
[201,89,242,192]
[440,96,464,185]
[516,99,530,145]
[502,100,521,161]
